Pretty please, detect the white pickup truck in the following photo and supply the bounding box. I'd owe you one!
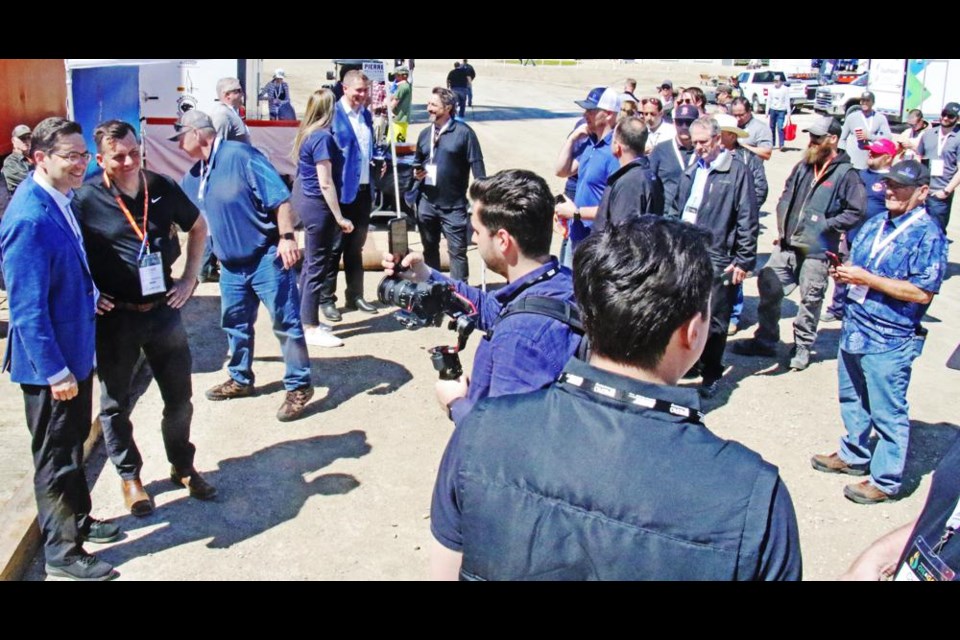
[736,69,810,114]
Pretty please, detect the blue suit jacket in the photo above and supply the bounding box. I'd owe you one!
[332,100,373,204]
[0,174,97,385]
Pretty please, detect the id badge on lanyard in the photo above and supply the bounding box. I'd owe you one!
[849,209,924,305]
[427,122,448,187]
[139,252,165,296]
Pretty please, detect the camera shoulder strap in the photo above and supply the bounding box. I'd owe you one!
[489,296,589,360]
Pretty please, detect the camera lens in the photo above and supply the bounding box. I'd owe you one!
[377,276,417,308]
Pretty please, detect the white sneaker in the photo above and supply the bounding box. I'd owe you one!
[304,325,344,348]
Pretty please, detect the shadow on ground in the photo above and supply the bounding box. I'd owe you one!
[93,431,372,570]
[410,105,581,125]
[252,355,412,415]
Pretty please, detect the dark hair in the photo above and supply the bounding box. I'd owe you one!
[93,120,138,151]
[731,96,752,113]
[614,116,649,156]
[683,86,706,109]
[468,169,554,258]
[573,216,714,369]
[432,87,458,116]
[30,116,82,158]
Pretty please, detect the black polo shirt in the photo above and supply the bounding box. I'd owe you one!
[74,169,200,303]
[414,119,486,209]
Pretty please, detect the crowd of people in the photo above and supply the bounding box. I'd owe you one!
[0,63,957,582]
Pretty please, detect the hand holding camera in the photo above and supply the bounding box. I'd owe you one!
[381,251,430,282]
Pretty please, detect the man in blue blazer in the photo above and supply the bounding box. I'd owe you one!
[0,117,120,581]
[323,69,378,322]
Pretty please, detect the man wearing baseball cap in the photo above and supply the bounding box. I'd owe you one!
[649,103,698,218]
[658,80,676,120]
[812,159,947,504]
[3,124,32,194]
[211,77,251,145]
[822,138,897,322]
[735,116,866,371]
[173,110,316,422]
[555,87,621,253]
[839,91,892,170]
[916,101,960,234]
[553,87,603,267]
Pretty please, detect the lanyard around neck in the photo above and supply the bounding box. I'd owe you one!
[560,372,704,425]
[868,207,925,267]
[103,170,149,255]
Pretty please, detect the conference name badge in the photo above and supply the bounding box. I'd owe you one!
[139,253,166,296]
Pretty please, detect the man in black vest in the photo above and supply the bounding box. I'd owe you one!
[735,116,865,371]
[429,215,802,581]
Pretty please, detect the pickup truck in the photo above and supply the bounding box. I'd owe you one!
[736,69,811,114]
[814,73,869,119]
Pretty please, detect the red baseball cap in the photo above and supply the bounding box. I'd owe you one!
[867,138,897,156]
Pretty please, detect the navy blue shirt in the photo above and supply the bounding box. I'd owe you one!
[848,169,889,245]
[842,206,948,354]
[431,357,802,580]
[297,128,343,198]
[181,139,290,267]
[429,258,581,426]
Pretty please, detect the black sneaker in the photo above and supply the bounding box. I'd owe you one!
[46,554,118,581]
[732,339,778,357]
[699,378,721,399]
[80,518,121,544]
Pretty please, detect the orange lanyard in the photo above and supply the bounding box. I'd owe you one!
[812,156,834,187]
[103,171,150,253]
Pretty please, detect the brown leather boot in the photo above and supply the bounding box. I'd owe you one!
[122,478,154,517]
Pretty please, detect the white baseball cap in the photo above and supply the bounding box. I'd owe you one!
[596,87,622,113]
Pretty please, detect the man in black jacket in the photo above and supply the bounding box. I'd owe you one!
[735,116,866,371]
[650,104,698,217]
[717,113,768,336]
[675,116,758,398]
[593,116,664,232]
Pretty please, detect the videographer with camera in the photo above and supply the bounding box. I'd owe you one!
[382,169,582,424]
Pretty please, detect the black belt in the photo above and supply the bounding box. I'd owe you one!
[357,184,371,192]
[113,299,165,312]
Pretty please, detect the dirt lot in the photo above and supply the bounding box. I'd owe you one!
[8,58,960,580]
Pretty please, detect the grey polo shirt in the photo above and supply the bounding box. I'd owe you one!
[742,115,773,150]
[918,125,960,190]
[210,102,251,145]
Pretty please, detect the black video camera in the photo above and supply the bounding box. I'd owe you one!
[377,276,477,380]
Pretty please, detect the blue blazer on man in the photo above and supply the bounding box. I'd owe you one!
[0,173,97,385]
[332,98,374,205]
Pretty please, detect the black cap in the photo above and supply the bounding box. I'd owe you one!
[885,160,930,187]
[860,91,876,103]
[942,102,960,118]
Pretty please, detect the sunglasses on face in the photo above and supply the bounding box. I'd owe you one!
[677,98,694,104]
[942,112,958,119]
[675,119,694,127]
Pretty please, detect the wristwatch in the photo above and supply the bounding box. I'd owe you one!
[280,232,295,241]
[573,208,581,222]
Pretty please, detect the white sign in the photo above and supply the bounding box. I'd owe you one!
[363,61,385,83]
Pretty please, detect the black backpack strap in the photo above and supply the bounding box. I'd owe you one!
[495,295,584,334]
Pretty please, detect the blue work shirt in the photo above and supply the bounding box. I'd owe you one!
[297,128,343,198]
[572,132,618,241]
[563,119,593,199]
[841,206,948,354]
[182,139,290,268]
[429,258,581,426]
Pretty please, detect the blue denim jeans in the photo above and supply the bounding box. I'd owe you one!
[730,282,744,325]
[219,246,312,391]
[769,109,787,148]
[925,192,953,235]
[837,336,924,495]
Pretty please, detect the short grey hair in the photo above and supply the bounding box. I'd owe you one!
[690,116,721,137]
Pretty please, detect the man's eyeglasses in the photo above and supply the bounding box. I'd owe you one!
[52,151,91,164]
[677,98,694,105]
[809,134,826,144]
